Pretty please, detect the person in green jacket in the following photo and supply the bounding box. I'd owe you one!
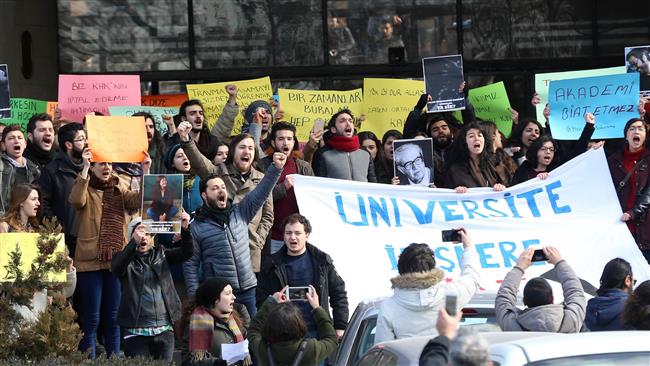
[249,286,338,366]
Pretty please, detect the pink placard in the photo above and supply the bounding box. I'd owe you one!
[58,74,141,123]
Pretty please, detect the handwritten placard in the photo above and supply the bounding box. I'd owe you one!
[186,77,273,133]
[1,98,47,132]
[141,93,187,107]
[58,74,141,123]
[468,82,513,137]
[278,88,364,142]
[363,78,424,139]
[548,73,640,140]
[86,115,148,162]
[109,106,179,135]
[535,66,626,123]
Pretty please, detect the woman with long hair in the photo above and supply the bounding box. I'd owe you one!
[0,183,41,232]
[510,136,558,186]
[507,118,543,165]
[585,258,634,331]
[146,175,178,221]
[478,120,518,183]
[374,129,403,184]
[248,286,337,366]
[181,277,251,365]
[443,122,508,192]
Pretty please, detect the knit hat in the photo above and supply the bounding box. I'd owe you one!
[127,217,143,241]
[164,144,182,171]
[242,100,273,133]
[196,277,231,307]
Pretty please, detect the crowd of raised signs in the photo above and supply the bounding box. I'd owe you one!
[1,80,649,365]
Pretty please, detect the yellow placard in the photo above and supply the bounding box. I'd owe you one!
[278,88,364,142]
[86,115,148,163]
[0,233,66,282]
[363,78,424,139]
[186,77,273,133]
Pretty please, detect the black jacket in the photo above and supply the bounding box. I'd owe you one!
[256,243,349,330]
[419,335,450,366]
[112,228,193,327]
[38,152,83,242]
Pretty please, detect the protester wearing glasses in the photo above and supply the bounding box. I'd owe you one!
[394,142,434,187]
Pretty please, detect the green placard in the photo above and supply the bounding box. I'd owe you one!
[468,82,512,137]
[1,98,47,132]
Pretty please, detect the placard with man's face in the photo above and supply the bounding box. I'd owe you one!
[393,138,434,187]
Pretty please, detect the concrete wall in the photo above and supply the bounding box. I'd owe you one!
[0,0,58,101]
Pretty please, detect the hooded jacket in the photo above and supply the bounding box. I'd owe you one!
[495,260,586,333]
[585,288,628,331]
[374,248,480,344]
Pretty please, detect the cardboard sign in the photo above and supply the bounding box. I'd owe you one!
[534,66,626,122]
[186,77,273,133]
[423,55,465,112]
[548,73,640,140]
[0,64,11,119]
[363,78,424,139]
[58,74,141,122]
[109,106,179,135]
[468,82,513,137]
[142,174,184,234]
[46,101,58,120]
[278,88,364,142]
[85,115,148,163]
[1,98,47,132]
[141,93,187,107]
[0,233,66,282]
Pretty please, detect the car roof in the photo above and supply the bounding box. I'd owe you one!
[491,331,650,362]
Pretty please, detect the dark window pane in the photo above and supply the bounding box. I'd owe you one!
[194,0,323,68]
[463,0,593,60]
[597,3,650,56]
[327,0,457,65]
[57,0,189,72]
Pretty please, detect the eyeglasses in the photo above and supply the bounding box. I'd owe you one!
[398,155,424,170]
[539,147,555,152]
[73,137,87,143]
[628,126,645,132]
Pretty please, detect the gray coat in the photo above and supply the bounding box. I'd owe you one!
[313,146,377,182]
[495,260,586,333]
[183,164,281,296]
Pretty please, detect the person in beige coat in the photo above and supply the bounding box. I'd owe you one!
[68,147,150,358]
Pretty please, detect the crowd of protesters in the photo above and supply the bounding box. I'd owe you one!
[1,80,649,365]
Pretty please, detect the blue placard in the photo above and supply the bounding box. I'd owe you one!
[548,73,640,140]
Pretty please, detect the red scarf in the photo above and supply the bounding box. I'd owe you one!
[326,135,360,152]
[623,147,646,232]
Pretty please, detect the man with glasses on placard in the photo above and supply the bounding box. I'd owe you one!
[394,140,435,187]
[39,122,87,256]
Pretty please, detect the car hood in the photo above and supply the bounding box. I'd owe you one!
[390,270,445,310]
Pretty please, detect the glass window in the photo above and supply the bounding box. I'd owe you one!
[462,0,593,60]
[57,0,189,72]
[327,0,457,65]
[193,0,323,68]
[597,3,650,56]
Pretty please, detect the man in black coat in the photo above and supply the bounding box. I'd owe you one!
[256,213,349,339]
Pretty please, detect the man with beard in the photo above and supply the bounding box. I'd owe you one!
[0,124,40,215]
[24,113,55,168]
[134,111,166,174]
[256,122,314,254]
[183,150,286,317]
[178,109,274,274]
[312,109,376,182]
[394,142,434,187]
[39,123,86,255]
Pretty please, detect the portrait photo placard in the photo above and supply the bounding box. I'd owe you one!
[142,174,183,234]
[393,137,434,187]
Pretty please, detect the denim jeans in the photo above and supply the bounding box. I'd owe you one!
[146,205,179,221]
[77,270,121,358]
[123,331,175,361]
[234,286,257,318]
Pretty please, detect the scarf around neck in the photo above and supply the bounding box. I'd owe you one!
[327,134,360,152]
[89,174,125,261]
[196,200,233,227]
[189,307,244,360]
[25,141,54,165]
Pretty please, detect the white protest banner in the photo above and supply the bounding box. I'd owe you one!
[294,149,650,308]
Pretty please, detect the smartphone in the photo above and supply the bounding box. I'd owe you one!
[313,118,325,134]
[445,294,458,316]
[441,229,461,242]
[532,249,547,262]
[287,286,311,301]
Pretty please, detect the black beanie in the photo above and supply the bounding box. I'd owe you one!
[164,144,182,171]
[242,100,273,133]
[196,277,231,307]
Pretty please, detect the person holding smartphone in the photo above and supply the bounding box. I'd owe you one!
[374,228,480,344]
[495,246,586,333]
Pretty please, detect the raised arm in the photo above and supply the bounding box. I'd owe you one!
[210,84,239,142]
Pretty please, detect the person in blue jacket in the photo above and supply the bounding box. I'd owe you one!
[586,258,634,331]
